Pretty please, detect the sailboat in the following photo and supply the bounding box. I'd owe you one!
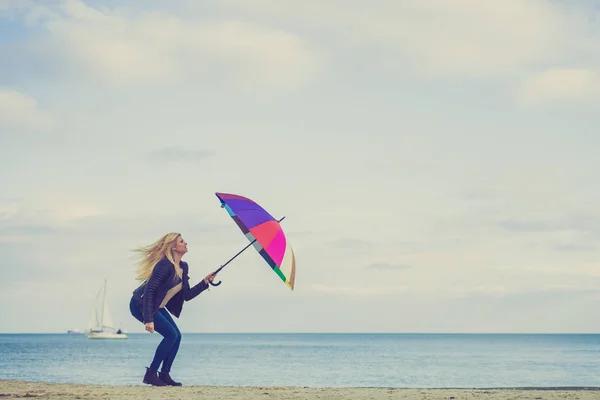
[85,278,127,339]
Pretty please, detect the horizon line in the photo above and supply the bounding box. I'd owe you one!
[1,331,599,335]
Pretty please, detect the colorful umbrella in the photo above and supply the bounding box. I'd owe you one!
[209,192,296,290]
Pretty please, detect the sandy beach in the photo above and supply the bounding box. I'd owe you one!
[1,380,599,400]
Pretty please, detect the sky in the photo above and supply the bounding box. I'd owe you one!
[1,0,600,334]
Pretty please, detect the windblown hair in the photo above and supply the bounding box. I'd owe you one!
[133,232,183,282]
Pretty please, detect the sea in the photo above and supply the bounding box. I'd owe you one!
[1,333,599,388]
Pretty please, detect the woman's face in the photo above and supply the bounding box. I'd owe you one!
[173,236,188,255]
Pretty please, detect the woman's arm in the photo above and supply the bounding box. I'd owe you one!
[182,263,215,301]
[142,259,171,323]
[185,279,209,301]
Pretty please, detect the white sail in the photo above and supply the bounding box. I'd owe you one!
[101,279,115,329]
[86,307,99,331]
[85,278,127,340]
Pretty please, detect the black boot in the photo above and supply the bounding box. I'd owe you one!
[143,367,167,386]
[159,371,182,386]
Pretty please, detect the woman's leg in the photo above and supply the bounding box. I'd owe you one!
[156,309,182,374]
[130,298,180,371]
[148,309,180,372]
[129,298,172,386]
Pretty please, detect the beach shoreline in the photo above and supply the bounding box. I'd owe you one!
[2,379,600,400]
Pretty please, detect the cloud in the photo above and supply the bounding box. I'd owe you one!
[311,283,408,296]
[366,262,411,270]
[518,67,600,105]
[552,244,598,252]
[214,0,583,78]
[0,88,55,132]
[61,212,231,240]
[497,215,600,234]
[214,0,600,105]
[0,200,229,243]
[309,281,596,299]
[148,146,216,165]
[328,238,372,249]
[0,0,31,13]
[0,196,106,242]
[452,285,600,301]
[16,0,321,90]
[0,224,56,236]
[497,220,568,233]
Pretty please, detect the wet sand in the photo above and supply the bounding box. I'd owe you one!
[1,380,600,399]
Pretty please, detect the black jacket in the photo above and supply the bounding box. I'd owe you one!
[131,257,209,323]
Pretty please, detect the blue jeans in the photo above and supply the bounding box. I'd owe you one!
[129,297,182,373]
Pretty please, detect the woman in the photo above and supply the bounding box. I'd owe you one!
[129,232,218,386]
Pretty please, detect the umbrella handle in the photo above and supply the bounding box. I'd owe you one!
[208,265,225,287]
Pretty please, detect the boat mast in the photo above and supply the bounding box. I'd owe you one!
[100,278,107,330]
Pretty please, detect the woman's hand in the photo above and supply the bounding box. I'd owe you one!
[145,322,154,333]
[204,272,217,285]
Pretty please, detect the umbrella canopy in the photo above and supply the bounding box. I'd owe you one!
[214,192,296,290]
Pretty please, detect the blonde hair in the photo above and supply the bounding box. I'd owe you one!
[133,232,183,282]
